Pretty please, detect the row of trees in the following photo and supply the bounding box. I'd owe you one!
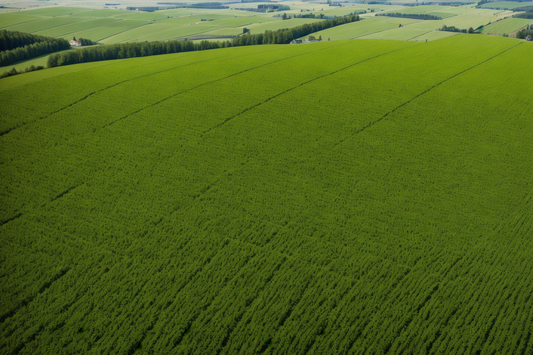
[440,25,476,33]
[516,28,533,38]
[376,12,442,20]
[1,37,71,67]
[513,12,533,19]
[0,29,69,52]
[47,15,359,68]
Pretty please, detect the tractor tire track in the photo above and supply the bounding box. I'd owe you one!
[333,42,523,149]
[0,46,289,138]
[99,44,347,130]
[202,45,414,134]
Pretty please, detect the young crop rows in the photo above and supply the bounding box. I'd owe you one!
[1,35,532,354]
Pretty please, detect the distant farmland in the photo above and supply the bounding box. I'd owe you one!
[481,17,533,35]
[1,35,532,354]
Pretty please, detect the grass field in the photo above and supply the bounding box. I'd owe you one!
[481,17,533,34]
[1,35,532,354]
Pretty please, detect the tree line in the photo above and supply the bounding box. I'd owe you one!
[516,27,533,39]
[440,25,476,33]
[47,15,359,68]
[0,65,44,79]
[375,12,442,20]
[1,35,71,67]
[0,29,69,52]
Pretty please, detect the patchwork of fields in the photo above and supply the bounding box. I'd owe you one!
[0,4,360,45]
[481,17,533,35]
[1,35,532,354]
[311,6,515,41]
[1,3,515,47]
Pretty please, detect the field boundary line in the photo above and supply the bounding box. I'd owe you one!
[0,52,222,137]
[351,19,425,39]
[100,43,348,130]
[98,21,153,43]
[333,42,523,149]
[0,267,70,326]
[1,17,43,30]
[7,18,86,33]
[0,45,291,137]
[203,44,416,134]
[44,18,124,39]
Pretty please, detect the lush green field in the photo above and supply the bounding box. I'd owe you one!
[361,26,433,41]
[481,17,533,34]
[0,13,42,27]
[0,7,331,44]
[33,18,124,38]
[302,16,420,40]
[425,11,457,19]
[480,1,530,9]
[1,35,532,354]
[304,6,514,41]
[5,16,83,33]
[394,5,446,14]
[66,20,153,42]
[410,29,459,41]
[0,3,518,47]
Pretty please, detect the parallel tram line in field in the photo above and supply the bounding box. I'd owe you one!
[98,42,350,131]
[202,44,418,135]
[0,47,285,137]
[332,41,523,150]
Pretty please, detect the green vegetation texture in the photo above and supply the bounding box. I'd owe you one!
[480,17,533,34]
[1,35,533,355]
[480,1,529,10]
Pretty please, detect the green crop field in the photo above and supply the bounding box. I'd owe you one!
[100,23,216,43]
[410,29,459,41]
[0,13,43,27]
[3,16,83,33]
[425,11,457,19]
[481,17,533,34]
[394,5,446,14]
[480,1,529,9]
[0,6,332,45]
[361,26,432,41]
[0,3,516,48]
[12,6,92,17]
[1,35,532,354]
[304,16,420,40]
[66,20,153,42]
[34,18,123,38]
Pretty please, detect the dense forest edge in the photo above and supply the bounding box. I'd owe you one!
[0,30,70,67]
